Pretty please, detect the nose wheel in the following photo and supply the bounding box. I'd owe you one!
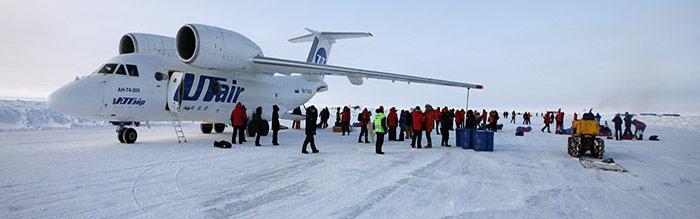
[117,127,138,144]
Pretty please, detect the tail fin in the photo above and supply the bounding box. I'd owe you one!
[289,28,373,65]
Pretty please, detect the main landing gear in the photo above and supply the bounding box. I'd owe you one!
[200,123,226,134]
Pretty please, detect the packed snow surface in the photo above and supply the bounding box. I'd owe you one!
[1,112,700,218]
[0,99,106,131]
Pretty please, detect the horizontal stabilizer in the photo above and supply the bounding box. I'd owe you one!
[289,28,373,43]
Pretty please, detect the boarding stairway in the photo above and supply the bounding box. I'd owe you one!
[171,113,187,143]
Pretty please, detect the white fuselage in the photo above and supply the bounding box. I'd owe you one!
[48,54,326,123]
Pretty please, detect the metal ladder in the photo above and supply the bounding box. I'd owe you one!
[172,113,187,143]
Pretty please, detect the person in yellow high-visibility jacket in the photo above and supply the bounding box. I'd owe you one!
[373,107,388,155]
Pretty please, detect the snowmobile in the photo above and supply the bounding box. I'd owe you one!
[567,113,605,159]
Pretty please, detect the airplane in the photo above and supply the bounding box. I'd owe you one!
[47,24,483,144]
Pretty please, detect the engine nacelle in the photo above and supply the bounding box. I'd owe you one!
[176,24,263,71]
[119,33,177,57]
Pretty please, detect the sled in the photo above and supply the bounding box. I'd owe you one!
[579,157,626,172]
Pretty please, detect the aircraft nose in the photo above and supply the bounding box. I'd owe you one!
[48,79,102,117]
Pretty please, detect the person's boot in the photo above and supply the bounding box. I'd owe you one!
[312,149,319,153]
[376,151,384,155]
[302,150,309,154]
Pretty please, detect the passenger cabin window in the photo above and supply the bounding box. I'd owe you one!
[115,65,127,75]
[97,63,118,74]
[126,64,139,77]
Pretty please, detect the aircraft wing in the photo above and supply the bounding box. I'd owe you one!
[252,56,483,89]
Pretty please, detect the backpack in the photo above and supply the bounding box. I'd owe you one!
[214,140,232,148]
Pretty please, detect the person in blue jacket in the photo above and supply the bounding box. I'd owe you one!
[623,112,633,137]
[398,110,407,141]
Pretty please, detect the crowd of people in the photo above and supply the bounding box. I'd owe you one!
[228,103,649,155]
[228,103,510,155]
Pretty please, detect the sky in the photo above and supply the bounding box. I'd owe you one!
[1,0,699,114]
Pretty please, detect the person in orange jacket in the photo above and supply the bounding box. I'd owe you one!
[424,105,435,148]
[341,106,351,136]
[358,108,370,143]
[454,109,463,128]
[387,107,399,141]
[411,106,424,148]
[230,102,247,144]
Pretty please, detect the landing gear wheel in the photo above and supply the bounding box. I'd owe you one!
[214,123,226,133]
[117,127,126,143]
[200,123,213,134]
[123,128,138,144]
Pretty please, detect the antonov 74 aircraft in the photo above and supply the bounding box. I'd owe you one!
[48,24,483,144]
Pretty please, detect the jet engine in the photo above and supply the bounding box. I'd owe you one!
[119,33,177,57]
[176,24,263,71]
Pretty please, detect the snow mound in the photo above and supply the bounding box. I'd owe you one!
[0,99,106,131]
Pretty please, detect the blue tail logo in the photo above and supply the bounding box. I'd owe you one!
[314,47,327,64]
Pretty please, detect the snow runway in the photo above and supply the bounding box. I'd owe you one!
[1,117,700,218]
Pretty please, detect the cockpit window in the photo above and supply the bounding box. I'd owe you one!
[115,65,127,75]
[126,64,139,77]
[97,63,118,74]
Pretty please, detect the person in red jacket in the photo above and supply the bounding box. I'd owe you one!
[424,105,435,148]
[555,109,565,133]
[482,109,488,126]
[387,107,398,141]
[455,109,465,128]
[358,108,370,143]
[411,106,424,148]
[230,102,247,144]
[541,112,551,133]
[341,106,351,136]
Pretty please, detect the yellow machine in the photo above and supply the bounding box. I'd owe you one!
[568,119,605,158]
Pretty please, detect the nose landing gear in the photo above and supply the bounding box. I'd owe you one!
[117,127,138,144]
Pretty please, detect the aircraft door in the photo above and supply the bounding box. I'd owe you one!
[97,77,109,116]
[167,72,184,113]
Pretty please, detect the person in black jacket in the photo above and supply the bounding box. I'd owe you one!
[319,107,330,129]
[465,110,478,129]
[252,106,263,146]
[302,105,319,154]
[271,105,280,146]
[440,107,453,147]
[612,114,623,140]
